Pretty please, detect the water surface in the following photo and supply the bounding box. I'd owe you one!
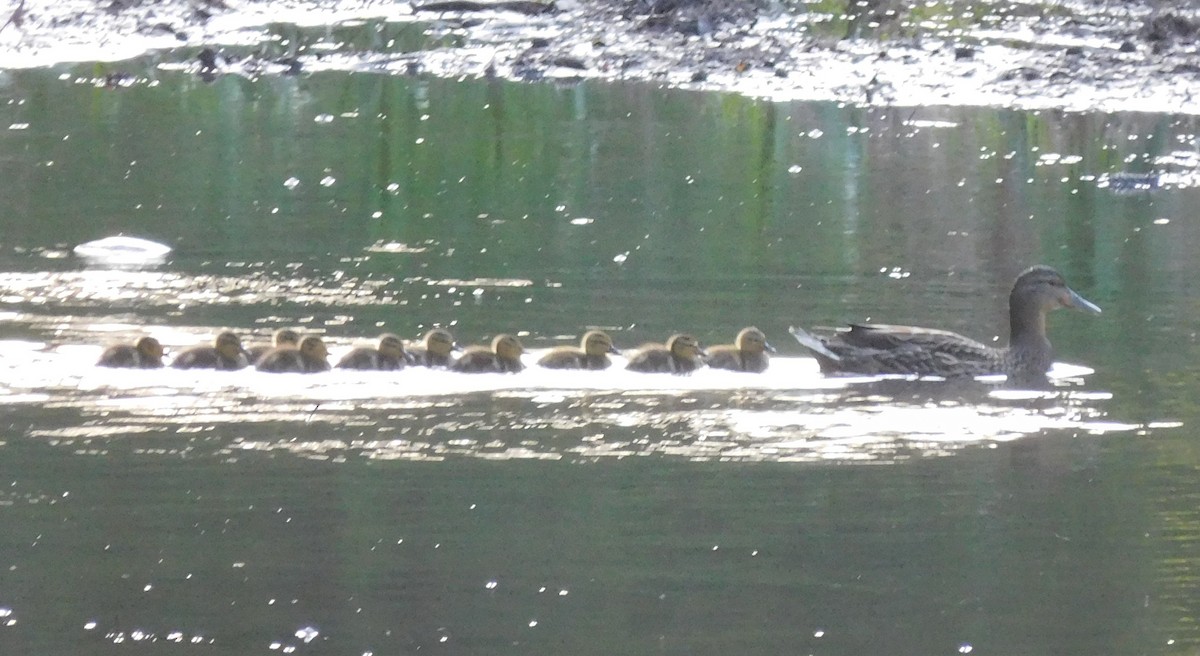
[0,61,1198,654]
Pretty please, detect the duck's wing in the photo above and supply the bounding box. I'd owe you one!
[841,323,991,353]
[793,324,1000,376]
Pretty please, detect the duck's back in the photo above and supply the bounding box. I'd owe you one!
[801,323,1002,377]
[626,344,696,373]
[258,345,309,371]
[538,347,610,370]
[705,345,768,373]
[337,347,405,371]
[98,345,159,369]
[452,348,523,373]
[408,347,453,368]
[173,346,247,370]
[452,347,497,373]
[244,344,274,365]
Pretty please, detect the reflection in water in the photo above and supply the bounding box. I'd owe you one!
[0,64,1195,655]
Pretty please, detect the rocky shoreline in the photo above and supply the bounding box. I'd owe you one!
[2,0,1199,115]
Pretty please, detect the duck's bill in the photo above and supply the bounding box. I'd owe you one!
[1068,288,1103,314]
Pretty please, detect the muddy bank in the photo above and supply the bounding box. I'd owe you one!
[1,0,1199,115]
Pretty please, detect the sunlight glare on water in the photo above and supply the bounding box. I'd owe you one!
[0,338,1127,464]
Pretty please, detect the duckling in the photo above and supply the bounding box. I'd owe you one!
[538,329,620,370]
[337,333,407,370]
[245,328,301,364]
[407,328,457,368]
[97,335,165,369]
[172,330,249,370]
[451,334,525,373]
[790,265,1102,379]
[256,335,331,373]
[625,333,705,374]
[704,326,774,373]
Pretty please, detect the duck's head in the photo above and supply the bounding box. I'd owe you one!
[492,334,524,360]
[582,330,619,356]
[666,333,704,362]
[213,331,243,360]
[424,328,456,356]
[136,336,165,362]
[299,336,328,361]
[273,328,301,348]
[735,327,774,354]
[378,333,405,359]
[1013,265,1102,315]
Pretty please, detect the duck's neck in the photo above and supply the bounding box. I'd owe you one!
[1008,296,1051,358]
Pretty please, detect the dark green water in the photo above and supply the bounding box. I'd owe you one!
[1,58,1199,654]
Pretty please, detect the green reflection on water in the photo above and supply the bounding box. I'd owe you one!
[1,60,1200,653]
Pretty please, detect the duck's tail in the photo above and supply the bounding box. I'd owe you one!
[788,326,841,362]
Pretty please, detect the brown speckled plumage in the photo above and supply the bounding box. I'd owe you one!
[256,336,331,373]
[452,334,525,373]
[538,330,620,370]
[790,265,1101,379]
[704,327,773,373]
[626,333,705,374]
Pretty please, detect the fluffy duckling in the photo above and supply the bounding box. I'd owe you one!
[256,335,331,373]
[407,328,457,368]
[451,334,525,373]
[245,328,300,364]
[538,329,620,370]
[337,333,407,370]
[625,333,705,374]
[172,331,249,370]
[704,326,774,373]
[97,335,165,369]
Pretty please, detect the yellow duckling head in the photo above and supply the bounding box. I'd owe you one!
[735,327,774,354]
[492,334,524,360]
[582,330,619,356]
[424,328,456,357]
[666,333,704,362]
[378,333,405,359]
[273,328,301,348]
[299,336,328,361]
[136,336,165,361]
[214,331,244,360]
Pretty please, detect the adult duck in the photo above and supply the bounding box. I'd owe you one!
[451,334,525,373]
[789,265,1101,378]
[407,328,457,368]
[705,326,774,373]
[625,333,705,374]
[172,331,248,370]
[256,335,331,373]
[97,335,165,368]
[337,333,407,370]
[537,330,620,370]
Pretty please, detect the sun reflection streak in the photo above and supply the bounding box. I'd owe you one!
[0,340,1144,464]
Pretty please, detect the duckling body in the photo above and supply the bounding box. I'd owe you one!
[172,331,248,370]
[625,334,705,374]
[245,328,300,365]
[98,336,164,369]
[538,330,620,370]
[337,334,407,371]
[705,327,774,373]
[407,328,456,368]
[452,334,525,373]
[790,265,1102,379]
[256,336,331,373]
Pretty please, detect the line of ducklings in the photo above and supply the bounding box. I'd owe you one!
[96,326,776,374]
